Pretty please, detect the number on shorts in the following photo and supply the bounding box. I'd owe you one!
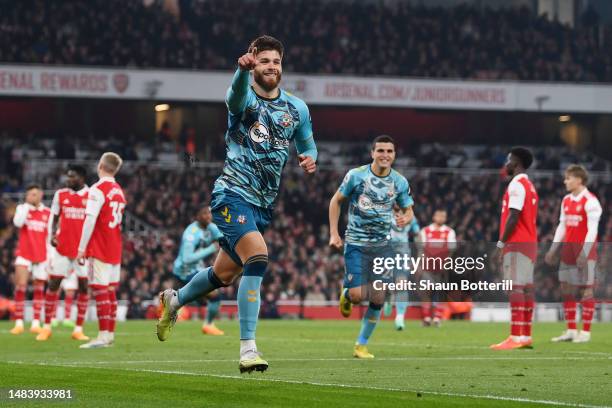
[108,202,126,228]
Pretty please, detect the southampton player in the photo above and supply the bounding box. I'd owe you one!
[545,165,602,343]
[37,165,90,341]
[10,185,50,335]
[418,209,456,327]
[491,147,538,350]
[157,35,317,373]
[329,135,414,358]
[77,153,126,349]
[387,206,420,331]
[173,205,225,335]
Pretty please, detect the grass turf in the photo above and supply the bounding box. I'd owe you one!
[0,320,610,407]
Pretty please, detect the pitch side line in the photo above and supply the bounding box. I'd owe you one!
[5,361,609,408]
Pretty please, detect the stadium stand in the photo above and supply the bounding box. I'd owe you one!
[1,0,610,81]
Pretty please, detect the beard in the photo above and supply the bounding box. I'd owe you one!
[253,70,281,92]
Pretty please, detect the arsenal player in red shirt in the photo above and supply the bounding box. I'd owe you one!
[491,147,539,350]
[36,165,91,342]
[77,152,126,349]
[418,209,456,327]
[10,185,50,335]
[545,165,602,344]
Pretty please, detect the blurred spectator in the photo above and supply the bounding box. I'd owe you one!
[0,0,610,82]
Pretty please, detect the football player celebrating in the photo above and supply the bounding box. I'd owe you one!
[329,135,414,358]
[157,35,317,373]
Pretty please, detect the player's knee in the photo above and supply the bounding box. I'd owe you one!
[210,268,236,287]
[348,288,363,304]
[78,279,88,293]
[580,287,593,300]
[48,278,61,292]
[243,254,268,278]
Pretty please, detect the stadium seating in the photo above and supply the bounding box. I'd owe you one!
[1,0,610,81]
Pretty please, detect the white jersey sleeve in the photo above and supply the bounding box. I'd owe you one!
[584,195,602,244]
[51,190,61,216]
[13,203,32,228]
[85,186,105,218]
[507,180,526,211]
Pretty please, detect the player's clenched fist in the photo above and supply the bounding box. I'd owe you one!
[298,154,316,174]
[238,47,258,71]
[329,233,343,250]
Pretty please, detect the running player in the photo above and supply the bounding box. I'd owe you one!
[491,147,538,350]
[77,153,126,349]
[37,165,90,341]
[545,164,602,343]
[173,205,224,335]
[418,209,456,327]
[387,206,420,331]
[329,135,414,358]
[10,185,50,335]
[157,35,317,373]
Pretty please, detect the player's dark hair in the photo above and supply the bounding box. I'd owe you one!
[249,35,284,58]
[25,184,41,192]
[371,135,395,150]
[510,146,533,169]
[67,164,87,179]
[434,208,447,214]
[197,204,211,214]
[565,164,589,185]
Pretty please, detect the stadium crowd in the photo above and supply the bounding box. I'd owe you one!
[1,0,610,82]
[1,160,611,315]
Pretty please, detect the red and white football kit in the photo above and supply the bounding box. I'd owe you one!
[14,203,50,280]
[419,224,456,276]
[496,173,538,346]
[49,186,89,279]
[500,173,538,286]
[12,203,50,328]
[77,176,126,338]
[419,223,457,322]
[556,189,602,287]
[80,177,126,286]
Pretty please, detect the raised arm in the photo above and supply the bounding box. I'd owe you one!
[13,203,31,228]
[226,48,258,115]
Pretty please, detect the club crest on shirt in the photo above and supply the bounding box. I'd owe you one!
[576,204,582,212]
[237,215,247,224]
[278,112,293,128]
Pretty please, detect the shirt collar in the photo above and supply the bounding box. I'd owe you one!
[570,187,588,201]
[99,176,115,183]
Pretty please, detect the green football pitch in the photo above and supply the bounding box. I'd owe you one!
[1,320,610,407]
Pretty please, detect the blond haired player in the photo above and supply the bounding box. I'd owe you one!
[545,165,602,343]
[77,152,126,349]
